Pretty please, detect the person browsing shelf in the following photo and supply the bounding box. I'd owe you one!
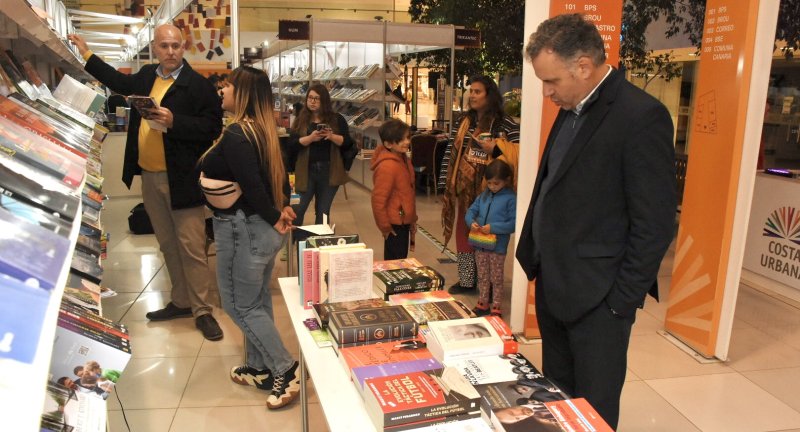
[289,84,355,226]
[371,118,418,260]
[516,14,676,429]
[199,66,301,410]
[66,26,224,341]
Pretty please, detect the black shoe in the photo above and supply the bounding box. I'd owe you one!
[230,365,273,390]
[195,314,224,341]
[266,361,301,409]
[145,302,193,321]
[448,283,475,295]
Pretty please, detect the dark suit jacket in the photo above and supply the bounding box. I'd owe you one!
[516,69,676,321]
[84,56,222,209]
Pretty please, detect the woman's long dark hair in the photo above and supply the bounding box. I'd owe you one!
[465,75,505,132]
[290,83,339,134]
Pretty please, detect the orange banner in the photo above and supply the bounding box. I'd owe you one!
[665,0,763,357]
[523,1,623,338]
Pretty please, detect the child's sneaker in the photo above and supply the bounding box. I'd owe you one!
[472,305,490,317]
[266,361,301,409]
[230,365,273,390]
[490,308,502,318]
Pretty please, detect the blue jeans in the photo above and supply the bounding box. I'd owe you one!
[212,210,294,375]
[294,161,340,225]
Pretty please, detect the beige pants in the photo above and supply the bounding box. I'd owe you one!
[141,171,212,317]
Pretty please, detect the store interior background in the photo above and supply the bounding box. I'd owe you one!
[25,0,800,430]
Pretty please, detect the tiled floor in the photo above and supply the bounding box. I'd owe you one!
[100,185,800,432]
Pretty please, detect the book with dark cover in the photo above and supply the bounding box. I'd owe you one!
[312,298,386,328]
[306,233,359,248]
[0,274,50,364]
[401,300,474,325]
[373,266,445,299]
[328,305,418,346]
[0,158,80,220]
[363,367,481,429]
[70,249,103,284]
[0,50,36,99]
[0,193,71,237]
[0,206,71,290]
[0,116,85,189]
[56,316,130,353]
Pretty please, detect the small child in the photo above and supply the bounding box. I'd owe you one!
[371,118,418,260]
[465,159,516,317]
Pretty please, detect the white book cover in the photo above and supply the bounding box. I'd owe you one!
[445,353,542,385]
[318,243,365,303]
[426,318,504,363]
[327,248,374,303]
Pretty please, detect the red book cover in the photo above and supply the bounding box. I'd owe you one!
[545,398,613,432]
[484,315,518,354]
[340,340,432,371]
[363,368,481,429]
[0,95,87,158]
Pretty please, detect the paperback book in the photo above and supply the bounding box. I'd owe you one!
[372,257,423,272]
[373,266,445,300]
[363,367,481,430]
[401,300,474,326]
[0,159,80,220]
[425,317,518,363]
[388,290,454,305]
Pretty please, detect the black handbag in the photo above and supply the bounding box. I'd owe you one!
[128,202,154,235]
[341,143,359,171]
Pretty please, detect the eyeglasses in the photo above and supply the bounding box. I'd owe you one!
[307,96,321,102]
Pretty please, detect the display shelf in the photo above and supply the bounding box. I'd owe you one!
[0,197,82,432]
[0,0,86,76]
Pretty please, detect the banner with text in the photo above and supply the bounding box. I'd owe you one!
[666,0,777,358]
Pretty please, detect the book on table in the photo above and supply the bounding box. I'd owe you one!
[424,316,518,363]
[311,298,387,328]
[388,290,454,305]
[401,300,474,326]
[372,257,423,272]
[325,247,373,303]
[352,357,443,394]
[317,242,368,303]
[373,266,446,300]
[327,305,418,347]
[335,339,433,377]
[363,367,482,430]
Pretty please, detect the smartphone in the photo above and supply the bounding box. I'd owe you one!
[316,123,329,131]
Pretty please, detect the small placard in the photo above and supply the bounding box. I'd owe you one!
[455,28,481,48]
[279,20,310,40]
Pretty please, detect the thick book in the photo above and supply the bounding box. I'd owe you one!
[363,367,482,429]
[373,257,423,272]
[327,305,418,346]
[373,266,445,300]
[312,298,386,328]
[0,159,80,220]
[326,248,374,303]
[318,242,366,303]
[0,116,85,189]
[401,300,474,325]
[0,206,71,290]
[389,290,455,305]
[0,274,50,364]
[425,317,518,363]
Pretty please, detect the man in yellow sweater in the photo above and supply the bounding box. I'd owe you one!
[68,25,224,340]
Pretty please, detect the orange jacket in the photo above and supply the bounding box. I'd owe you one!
[370,145,418,234]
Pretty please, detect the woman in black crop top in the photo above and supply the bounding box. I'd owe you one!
[199,66,301,410]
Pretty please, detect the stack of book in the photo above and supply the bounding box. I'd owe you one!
[298,234,374,308]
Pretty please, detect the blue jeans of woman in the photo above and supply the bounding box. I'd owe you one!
[213,210,294,375]
[294,161,340,225]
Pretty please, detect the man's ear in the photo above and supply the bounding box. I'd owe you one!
[575,56,595,79]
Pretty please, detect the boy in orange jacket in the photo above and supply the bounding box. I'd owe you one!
[371,119,418,259]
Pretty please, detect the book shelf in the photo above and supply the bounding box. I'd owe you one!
[0,1,117,430]
[256,19,457,191]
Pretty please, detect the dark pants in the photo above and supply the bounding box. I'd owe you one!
[535,272,635,430]
[293,161,340,226]
[384,224,410,260]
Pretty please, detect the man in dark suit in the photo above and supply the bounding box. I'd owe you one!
[67,26,224,341]
[516,14,676,429]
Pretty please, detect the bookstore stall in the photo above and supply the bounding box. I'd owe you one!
[253,19,457,190]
